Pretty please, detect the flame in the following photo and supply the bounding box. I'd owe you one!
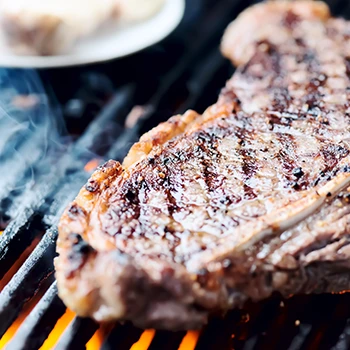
[1,311,201,350]
[0,237,40,292]
[0,308,103,350]
[1,279,200,350]
[0,289,44,348]
[179,331,201,350]
[39,309,103,350]
[0,237,203,350]
[39,309,75,349]
[0,307,201,350]
[131,330,155,350]
[84,159,100,172]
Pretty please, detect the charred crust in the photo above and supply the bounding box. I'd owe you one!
[283,10,300,29]
[292,167,304,179]
[291,182,300,190]
[65,233,95,278]
[68,203,86,219]
[85,179,99,193]
[343,165,350,173]
[98,159,118,171]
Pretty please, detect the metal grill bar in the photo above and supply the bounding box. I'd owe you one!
[7,282,65,350]
[148,330,186,350]
[195,311,242,350]
[0,227,57,336]
[256,297,311,350]
[101,324,143,350]
[55,317,99,350]
[321,300,350,350]
[106,1,247,161]
[292,297,347,350]
[0,87,133,278]
[332,319,350,350]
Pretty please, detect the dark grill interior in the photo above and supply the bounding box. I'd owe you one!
[1,0,350,349]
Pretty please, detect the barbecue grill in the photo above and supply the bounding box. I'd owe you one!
[1,0,350,349]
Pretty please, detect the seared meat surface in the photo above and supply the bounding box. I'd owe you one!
[56,1,350,330]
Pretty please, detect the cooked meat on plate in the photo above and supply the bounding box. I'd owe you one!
[0,0,165,55]
[56,1,350,330]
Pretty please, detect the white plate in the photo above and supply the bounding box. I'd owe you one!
[0,0,185,69]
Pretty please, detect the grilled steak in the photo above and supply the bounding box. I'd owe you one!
[56,1,350,330]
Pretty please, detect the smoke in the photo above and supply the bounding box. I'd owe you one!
[0,68,70,227]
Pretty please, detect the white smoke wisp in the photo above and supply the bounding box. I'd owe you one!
[0,68,69,216]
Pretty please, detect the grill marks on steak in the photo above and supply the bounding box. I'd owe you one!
[100,115,350,263]
[56,1,350,329]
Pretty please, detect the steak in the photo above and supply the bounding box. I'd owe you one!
[56,1,350,330]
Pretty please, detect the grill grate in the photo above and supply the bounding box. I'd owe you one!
[1,0,350,349]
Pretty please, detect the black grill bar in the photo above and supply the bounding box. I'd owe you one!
[148,330,186,350]
[195,311,242,350]
[55,317,99,350]
[0,87,134,278]
[0,171,86,279]
[292,297,347,350]
[320,299,350,350]
[0,132,45,201]
[332,319,350,350]
[101,324,143,350]
[239,299,282,350]
[108,0,251,161]
[7,282,65,350]
[256,297,311,350]
[176,50,230,114]
[0,227,57,337]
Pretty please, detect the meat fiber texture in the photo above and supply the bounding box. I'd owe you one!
[56,1,350,330]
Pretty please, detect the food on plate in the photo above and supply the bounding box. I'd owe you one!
[56,1,350,330]
[115,0,165,22]
[0,0,166,55]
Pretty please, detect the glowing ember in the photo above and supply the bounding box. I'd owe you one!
[84,159,101,172]
[125,106,148,129]
[12,94,40,109]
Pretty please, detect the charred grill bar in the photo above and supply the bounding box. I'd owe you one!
[1,0,350,349]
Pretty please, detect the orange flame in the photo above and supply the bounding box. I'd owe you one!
[179,331,201,350]
[1,303,202,350]
[131,330,155,350]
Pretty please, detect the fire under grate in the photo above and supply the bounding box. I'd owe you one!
[1,0,350,349]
